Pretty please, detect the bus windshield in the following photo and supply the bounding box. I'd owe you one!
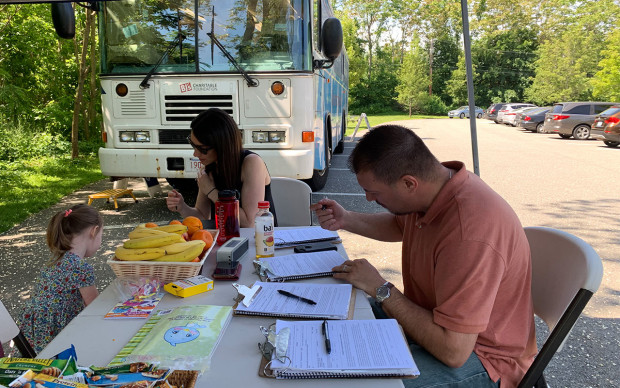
[100,0,311,74]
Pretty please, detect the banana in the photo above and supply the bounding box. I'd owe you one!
[162,240,206,255]
[152,224,188,234]
[153,241,205,262]
[128,228,169,239]
[123,233,184,249]
[115,246,166,261]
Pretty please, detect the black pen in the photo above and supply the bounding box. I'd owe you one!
[322,320,331,354]
[277,289,317,305]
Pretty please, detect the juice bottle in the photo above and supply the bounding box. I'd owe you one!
[215,190,240,245]
[255,201,274,258]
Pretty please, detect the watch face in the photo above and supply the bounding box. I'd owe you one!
[376,285,389,299]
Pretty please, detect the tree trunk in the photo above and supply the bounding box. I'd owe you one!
[71,10,93,159]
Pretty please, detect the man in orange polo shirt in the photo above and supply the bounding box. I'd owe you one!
[312,125,537,388]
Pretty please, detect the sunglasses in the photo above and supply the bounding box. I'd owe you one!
[187,136,213,154]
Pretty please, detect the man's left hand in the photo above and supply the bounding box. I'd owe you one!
[333,259,385,297]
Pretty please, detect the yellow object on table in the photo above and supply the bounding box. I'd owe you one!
[164,275,214,298]
[87,189,137,211]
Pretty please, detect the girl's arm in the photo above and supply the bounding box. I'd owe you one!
[80,285,99,306]
[238,154,269,227]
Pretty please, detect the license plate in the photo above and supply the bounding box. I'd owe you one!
[597,121,603,127]
[186,157,202,173]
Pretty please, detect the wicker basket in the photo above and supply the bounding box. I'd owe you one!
[107,230,218,284]
[164,370,199,388]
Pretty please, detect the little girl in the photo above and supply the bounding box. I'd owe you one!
[20,204,103,353]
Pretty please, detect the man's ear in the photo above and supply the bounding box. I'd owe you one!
[401,175,419,192]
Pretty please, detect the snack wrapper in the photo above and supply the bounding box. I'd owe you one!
[9,370,88,388]
[112,277,163,302]
[0,358,77,386]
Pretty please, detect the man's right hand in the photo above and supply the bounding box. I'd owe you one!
[166,189,185,213]
[310,198,347,231]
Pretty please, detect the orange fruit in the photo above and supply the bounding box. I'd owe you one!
[191,229,214,250]
[144,222,158,228]
[169,219,182,225]
[182,216,203,236]
[191,257,200,262]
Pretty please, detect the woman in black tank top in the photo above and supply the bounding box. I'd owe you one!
[166,108,277,227]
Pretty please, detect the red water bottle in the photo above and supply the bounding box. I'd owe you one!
[215,189,240,245]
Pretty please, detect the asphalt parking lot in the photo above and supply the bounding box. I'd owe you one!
[1,118,618,387]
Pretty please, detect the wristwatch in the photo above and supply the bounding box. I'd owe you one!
[375,281,394,305]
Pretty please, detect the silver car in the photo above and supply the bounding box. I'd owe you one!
[542,102,620,140]
[496,103,537,124]
[448,106,484,119]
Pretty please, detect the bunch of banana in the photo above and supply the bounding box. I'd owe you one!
[115,246,167,261]
[134,224,188,234]
[153,240,206,262]
[123,233,184,249]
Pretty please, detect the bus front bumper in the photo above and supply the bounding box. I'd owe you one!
[98,148,315,180]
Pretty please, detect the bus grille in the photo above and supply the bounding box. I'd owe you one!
[164,94,234,122]
[121,89,148,116]
[159,129,191,145]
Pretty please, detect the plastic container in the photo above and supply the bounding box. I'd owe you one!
[255,201,275,258]
[215,189,240,245]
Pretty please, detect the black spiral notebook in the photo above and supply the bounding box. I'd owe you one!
[253,250,346,282]
[273,227,339,248]
[259,319,420,379]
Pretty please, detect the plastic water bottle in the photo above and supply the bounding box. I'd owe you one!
[255,201,274,258]
[215,190,240,245]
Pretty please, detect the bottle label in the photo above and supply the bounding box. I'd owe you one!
[255,217,274,257]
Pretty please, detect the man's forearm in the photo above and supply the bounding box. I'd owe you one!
[342,211,403,242]
[382,289,478,368]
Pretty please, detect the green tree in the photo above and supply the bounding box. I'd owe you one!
[591,29,620,101]
[396,41,429,116]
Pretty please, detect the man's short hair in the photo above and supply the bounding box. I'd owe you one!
[348,125,441,184]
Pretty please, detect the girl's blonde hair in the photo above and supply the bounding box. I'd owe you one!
[46,204,103,264]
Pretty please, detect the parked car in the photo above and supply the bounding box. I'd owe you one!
[448,106,484,119]
[484,103,507,122]
[503,106,539,127]
[542,102,620,140]
[591,105,620,147]
[516,107,552,133]
[497,103,537,124]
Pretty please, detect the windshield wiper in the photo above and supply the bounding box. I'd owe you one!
[208,6,257,87]
[140,33,185,89]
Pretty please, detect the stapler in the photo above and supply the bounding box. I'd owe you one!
[212,237,248,280]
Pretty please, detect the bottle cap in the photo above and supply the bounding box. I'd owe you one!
[258,201,270,209]
[218,189,237,199]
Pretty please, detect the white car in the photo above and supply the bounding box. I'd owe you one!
[496,103,537,124]
[448,106,484,119]
[503,107,539,126]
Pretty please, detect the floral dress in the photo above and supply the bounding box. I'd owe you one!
[20,252,95,353]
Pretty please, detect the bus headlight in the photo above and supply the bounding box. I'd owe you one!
[252,131,285,143]
[120,131,150,142]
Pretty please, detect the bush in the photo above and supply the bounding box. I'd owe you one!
[0,121,71,161]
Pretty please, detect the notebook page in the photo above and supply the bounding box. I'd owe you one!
[235,282,352,319]
[274,227,339,246]
[260,251,346,278]
[271,319,418,373]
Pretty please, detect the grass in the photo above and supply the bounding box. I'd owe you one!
[345,113,440,136]
[0,155,104,234]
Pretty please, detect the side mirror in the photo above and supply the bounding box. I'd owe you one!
[321,18,342,62]
[51,3,75,39]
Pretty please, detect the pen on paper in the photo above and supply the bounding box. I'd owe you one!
[277,289,317,305]
[322,320,331,354]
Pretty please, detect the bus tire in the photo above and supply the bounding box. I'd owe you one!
[166,178,198,207]
[334,115,346,154]
[304,130,330,192]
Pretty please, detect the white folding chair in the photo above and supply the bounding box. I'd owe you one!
[270,177,312,227]
[0,299,37,358]
[518,227,604,388]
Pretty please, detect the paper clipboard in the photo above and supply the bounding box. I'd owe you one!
[256,321,419,380]
[231,282,357,320]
